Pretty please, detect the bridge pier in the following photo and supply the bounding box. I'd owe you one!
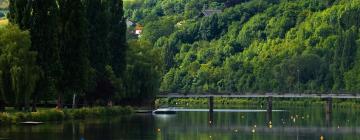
[209,96,214,113]
[325,97,332,127]
[267,96,273,122]
[325,97,332,114]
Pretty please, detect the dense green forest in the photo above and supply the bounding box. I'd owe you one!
[0,0,161,112]
[125,0,360,94]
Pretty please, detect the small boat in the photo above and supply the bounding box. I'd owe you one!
[152,108,176,115]
[19,121,44,125]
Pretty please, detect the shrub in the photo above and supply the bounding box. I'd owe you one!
[0,106,133,125]
[0,112,16,124]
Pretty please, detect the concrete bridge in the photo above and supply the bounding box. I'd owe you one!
[156,93,355,125]
[156,93,355,112]
[157,93,360,99]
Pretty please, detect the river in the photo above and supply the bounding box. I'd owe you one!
[1,105,360,140]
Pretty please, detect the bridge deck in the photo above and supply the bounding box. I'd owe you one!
[157,93,360,99]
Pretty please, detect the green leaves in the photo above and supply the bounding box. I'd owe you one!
[148,0,360,93]
[0,25,40,110]
[124,40,162,102]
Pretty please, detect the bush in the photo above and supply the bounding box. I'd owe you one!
[64,106,133,119]
[14,112,29,122]
[0,112,16,124]
[0,106,133,125]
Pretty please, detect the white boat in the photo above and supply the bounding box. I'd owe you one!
[19,121,44,125]
[152,108,176,114]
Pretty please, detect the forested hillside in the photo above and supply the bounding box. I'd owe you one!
[125,0,360,94]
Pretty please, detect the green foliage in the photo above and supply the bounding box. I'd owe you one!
[0,106,133,124]
[29,109,64,121]
[58,0,90,104]
[31,0,61,102]
[0,112,16,124]
[8,0,31,29]
[124,40,163,104]
[0,25,40,110]
[108,0,127,78]
[141,17,176,44]
[127,0,360,94]
[64,106,132,119]
[3,0,134,109]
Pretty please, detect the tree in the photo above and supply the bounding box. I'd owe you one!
[141,18,176,44]
[163,36,179,72]
[83,0,113,105]
[85,0,110,75]
[124,41,162,106]
[0,25,40,111]
[58,0,90,108]
[31,0,61,110]
[8,0,32,29]
[107,0,127,77]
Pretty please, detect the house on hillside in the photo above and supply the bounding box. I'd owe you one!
[135,24,143,37]
[125,19,143,38]
[201,9,222,17]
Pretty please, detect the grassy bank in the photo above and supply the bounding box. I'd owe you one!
[0,106,133,125]
[156,97,360,108]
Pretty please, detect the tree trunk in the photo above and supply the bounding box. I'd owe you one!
[57,95,63,109]
[72,94,76,109]
[24,98,30,112]
[31,100,37,112]
[107,100,113,107]
[0,100,5,112]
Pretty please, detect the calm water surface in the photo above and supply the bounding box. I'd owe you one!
[1,105,360,140]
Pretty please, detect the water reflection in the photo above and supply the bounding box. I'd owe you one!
[1,106,360,140]
[209,110,214,127]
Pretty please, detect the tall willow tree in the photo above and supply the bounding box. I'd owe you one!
[84,0,118,105]
[31,0,61,108]
[58,0,90,108]
[0,25,40,111]
[107,0,127,77]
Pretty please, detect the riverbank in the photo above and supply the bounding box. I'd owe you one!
[0,106,133,125]
[156,97,360,108]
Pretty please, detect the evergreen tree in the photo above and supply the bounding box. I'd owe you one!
[84,0,114,104]
[107,0,127,77]
[85,0,110,75]
[31,0,61,109]
[58,0,90,107]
